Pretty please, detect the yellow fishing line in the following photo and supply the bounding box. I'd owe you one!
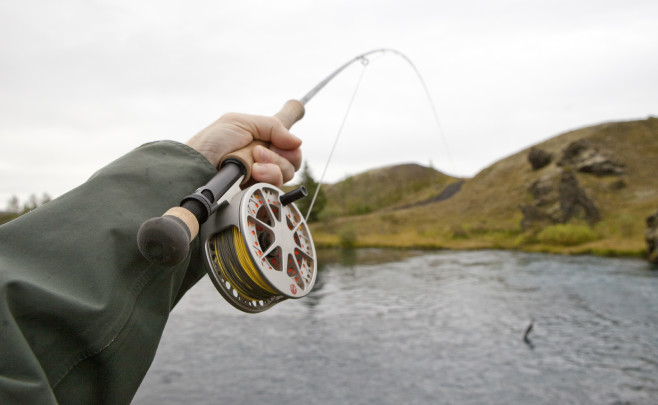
[232,227,277,295]
[211,227,278,301]
[213,233,252,298]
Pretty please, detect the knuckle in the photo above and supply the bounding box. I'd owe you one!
[271,116,284,128]
[219,112,241,121]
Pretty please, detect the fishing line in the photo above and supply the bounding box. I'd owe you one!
[205,49,453,311]
[213,227,277,299]
[305,60,368,222]
[302,48,455,219]
[139,48,453,314]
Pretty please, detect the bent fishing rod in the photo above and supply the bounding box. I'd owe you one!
[137,48,426,313]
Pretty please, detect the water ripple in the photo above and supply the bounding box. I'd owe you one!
[134,250,658,405]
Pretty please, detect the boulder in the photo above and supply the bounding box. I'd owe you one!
[528,147,552,170]
[560,140,589,162]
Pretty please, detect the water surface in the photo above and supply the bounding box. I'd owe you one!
[134,250,658,404]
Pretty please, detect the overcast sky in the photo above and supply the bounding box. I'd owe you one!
[1,0,657,206]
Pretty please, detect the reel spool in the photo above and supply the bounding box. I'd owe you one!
[200,183,317,313]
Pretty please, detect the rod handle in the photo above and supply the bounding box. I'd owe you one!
[274,98,306,129]
[219,99,305,184]
[137,100,305,266]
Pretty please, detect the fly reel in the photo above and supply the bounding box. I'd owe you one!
[199,183,317,313]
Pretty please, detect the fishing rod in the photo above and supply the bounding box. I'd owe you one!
[137,48,428,313]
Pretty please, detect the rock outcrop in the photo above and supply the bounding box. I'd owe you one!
[520,139,624,229]
[646,211,658,264]
[521,169,600,229]
[558,170,600,224]
[558,140,625,176]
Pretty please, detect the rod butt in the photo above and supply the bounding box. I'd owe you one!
[137,208,198,266]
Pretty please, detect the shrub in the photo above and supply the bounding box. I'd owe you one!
[337,225,358,248]
[450,225,468,239]
[536,224,599,246]
[317,206,340,225]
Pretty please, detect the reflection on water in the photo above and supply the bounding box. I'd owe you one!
[134,250,658,405]
[316,247,427,267]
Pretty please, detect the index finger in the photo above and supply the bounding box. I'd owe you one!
[234,115,302,151]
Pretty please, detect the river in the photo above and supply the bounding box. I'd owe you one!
[133,249,658,404]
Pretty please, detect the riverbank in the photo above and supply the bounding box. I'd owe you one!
[310,227,647,258]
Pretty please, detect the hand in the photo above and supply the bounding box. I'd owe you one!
[186,112,303,187]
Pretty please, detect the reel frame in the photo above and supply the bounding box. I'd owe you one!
[200,183,317,313]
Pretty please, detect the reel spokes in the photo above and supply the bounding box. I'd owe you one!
[202,183,317,313]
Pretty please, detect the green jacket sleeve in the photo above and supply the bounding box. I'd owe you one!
[0,141,216,404]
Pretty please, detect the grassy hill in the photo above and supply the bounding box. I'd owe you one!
[311,117,658,257]
[320,163,462,217]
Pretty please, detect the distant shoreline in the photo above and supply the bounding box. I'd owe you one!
[311,229,647,259]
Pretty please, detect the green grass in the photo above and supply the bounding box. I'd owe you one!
[535,224,600,246]
[322,163,459,217]
[337,225,358,248]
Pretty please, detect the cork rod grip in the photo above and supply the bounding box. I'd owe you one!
[274,99,306,129]
[219,99,305,184]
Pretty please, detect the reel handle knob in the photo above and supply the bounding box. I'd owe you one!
[220,99,305,184]
[280,186,308,206]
